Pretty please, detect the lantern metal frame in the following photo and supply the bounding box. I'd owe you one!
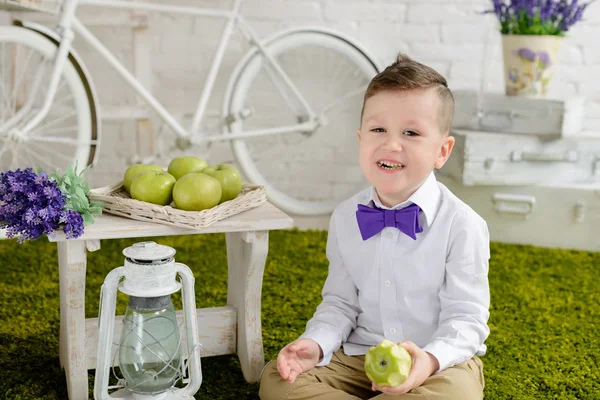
[94,242,202,400]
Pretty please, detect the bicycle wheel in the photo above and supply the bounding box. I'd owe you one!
[0,26,97,174]
[223,30,379,216]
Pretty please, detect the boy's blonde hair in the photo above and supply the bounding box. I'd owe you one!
[361,53,454,135]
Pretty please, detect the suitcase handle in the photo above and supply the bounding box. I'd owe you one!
[477,109,527,131]
[510,150,578,163]
[492,193,536,216]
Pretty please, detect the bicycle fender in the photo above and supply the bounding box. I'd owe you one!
[13,19,102,167]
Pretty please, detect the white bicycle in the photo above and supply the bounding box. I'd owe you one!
[0,0,380,215]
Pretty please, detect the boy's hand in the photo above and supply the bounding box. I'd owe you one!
[277,338,323,384]
[371,341,440,395]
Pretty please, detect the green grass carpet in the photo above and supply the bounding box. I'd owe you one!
[0,230,598,399]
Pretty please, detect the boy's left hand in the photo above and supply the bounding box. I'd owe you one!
[371,340,440,395]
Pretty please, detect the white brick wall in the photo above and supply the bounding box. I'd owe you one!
[7,0,600,190]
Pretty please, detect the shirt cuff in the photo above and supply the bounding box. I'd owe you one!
[422,340,459,373]
[299,328,341,366]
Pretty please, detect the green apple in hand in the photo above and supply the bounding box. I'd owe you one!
[167,156,208,180]
[130,170,177,206]
[364,340,412,388]
[123,163,164,193]
[172,172,222,211]
[201,163,243,203]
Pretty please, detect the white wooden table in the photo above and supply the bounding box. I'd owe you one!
[47,202,294,400]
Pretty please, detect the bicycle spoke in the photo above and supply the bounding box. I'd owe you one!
[10,43,32,113]
[30,126,79,137]
[23,146,37,168]
[23,145,64,170]
[54,91,74,108]
[0,141,12,164]
[26,110,77,132]
[262,57,303,117]
[319,85,368,116]
[19,145,48,168]
[0,74,9,122]
[0,43,13,119]
[28,136,88,145]
[41,146,78,164]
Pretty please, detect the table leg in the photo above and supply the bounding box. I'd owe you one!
[226,230,269,383]
[58,240,89,400]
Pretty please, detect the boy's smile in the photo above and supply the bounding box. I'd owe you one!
[357,88,454,207]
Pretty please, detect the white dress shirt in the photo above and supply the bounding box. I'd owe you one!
[299,171,490,373]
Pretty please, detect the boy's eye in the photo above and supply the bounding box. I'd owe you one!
[370,128,385,133]
[404,130,418,136]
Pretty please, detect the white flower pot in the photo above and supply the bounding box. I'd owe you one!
[501,34,563,98]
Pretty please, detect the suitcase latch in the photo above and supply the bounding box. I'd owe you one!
[574,201,586,223]
[492,193,536,217]
[593,158,600,176]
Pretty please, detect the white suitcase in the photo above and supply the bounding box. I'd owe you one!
[440,129,600,186]
[437,174,600,252]
[452,90,585,139]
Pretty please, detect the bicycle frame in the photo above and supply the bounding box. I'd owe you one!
[11,0,320,144]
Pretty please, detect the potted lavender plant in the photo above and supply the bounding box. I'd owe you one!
[487,0,594,98]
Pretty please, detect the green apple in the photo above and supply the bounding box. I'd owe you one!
[172,172,222,211]
[364,340,412,388]
[123,163,164,193]
[167,156,208,181]
[201,163,243,203]
[130,170,176,206]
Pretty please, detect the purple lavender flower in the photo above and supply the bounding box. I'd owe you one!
[486,0,595,35]
[0,168,84,242]
[537,51,552,67]
[61,210,84,239]
[517,47,537,60]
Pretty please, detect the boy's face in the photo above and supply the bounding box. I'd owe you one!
[357,88,454,207]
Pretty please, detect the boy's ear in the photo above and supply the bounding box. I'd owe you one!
[356,129,361,140]
[434,135,455,169]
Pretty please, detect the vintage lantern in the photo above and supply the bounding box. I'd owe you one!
[94,241,202,399]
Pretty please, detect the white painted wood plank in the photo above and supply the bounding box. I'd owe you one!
[226,231,269,383]
[48,202,294,242]
[58,241,89,400]
[131,9,156,161]
[86,306,237,370]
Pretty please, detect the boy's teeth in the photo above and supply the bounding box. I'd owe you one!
[377,161,404,170]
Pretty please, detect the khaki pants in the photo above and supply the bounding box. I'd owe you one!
[259,349,485,400]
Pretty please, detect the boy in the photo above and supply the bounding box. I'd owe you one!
[259,53,490,400]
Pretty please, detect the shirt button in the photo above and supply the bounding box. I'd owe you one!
[390,328,397,334]
[385,232,393,239]
[384,280,391,287]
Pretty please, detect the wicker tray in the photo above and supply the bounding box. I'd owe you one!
[89,182,267,230]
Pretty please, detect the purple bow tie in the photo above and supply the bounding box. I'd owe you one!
[356,203,423,240]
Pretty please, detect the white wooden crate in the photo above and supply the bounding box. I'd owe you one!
[440,129,600,186]
[438,174,600,252]
[452,90,585,139]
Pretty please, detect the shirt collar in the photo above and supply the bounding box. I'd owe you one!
[368,171,441,227]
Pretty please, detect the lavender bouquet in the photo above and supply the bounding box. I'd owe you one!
[0,163,102,242]
[487,0,595,35]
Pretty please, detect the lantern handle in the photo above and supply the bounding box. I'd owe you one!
[93,266,125,400]
[173,262,203,396]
